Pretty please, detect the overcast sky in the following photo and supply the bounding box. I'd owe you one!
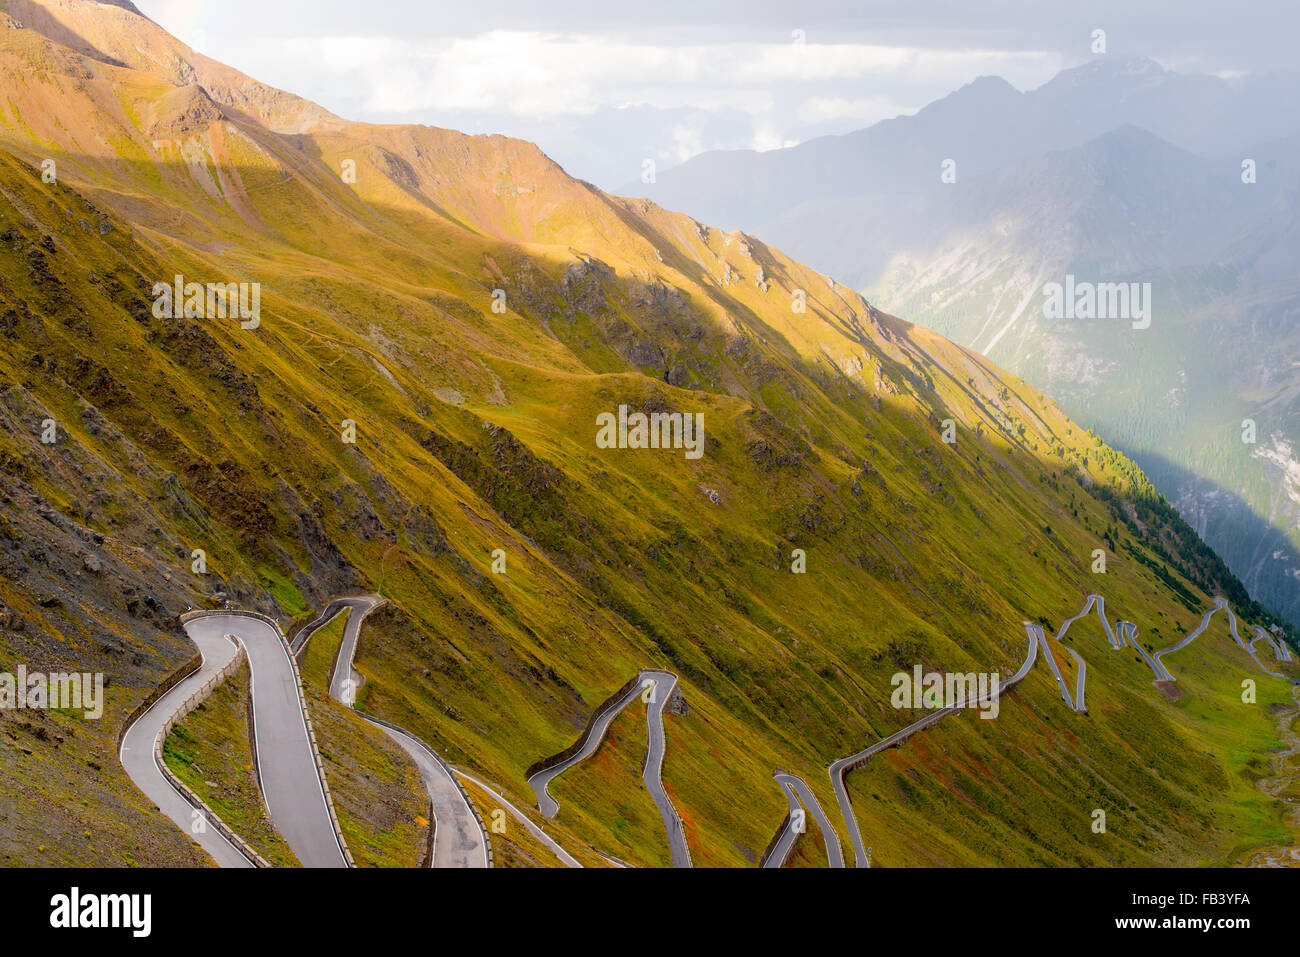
[132,1,1299,189]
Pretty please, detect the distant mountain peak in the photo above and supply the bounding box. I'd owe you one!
[966,74,1020,90]
[1044,55,1170,88]
[11,0,338,134]
[918,72,1022,118]
[1089,122,1175,146]
[950,73,1022,99]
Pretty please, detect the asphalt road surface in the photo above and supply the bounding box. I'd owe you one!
[187,614,349,867]
[294,595,490,869]
[118,628,256,868]
[764,773,845,869]
[763,780,802,869]
[1065,646,1088,713]
[1034,625,1077,710]
[642,671,692,867]
[377,722,491,868]
[528,669,691,867]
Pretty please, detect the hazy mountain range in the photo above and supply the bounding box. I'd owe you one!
[640,56,1300,627]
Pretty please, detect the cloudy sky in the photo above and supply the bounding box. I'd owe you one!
[132,1,1299,189]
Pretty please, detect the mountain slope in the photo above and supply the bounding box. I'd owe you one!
[633,55,1300,632]
[0,0,1295,868]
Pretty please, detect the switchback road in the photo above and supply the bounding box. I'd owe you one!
[185,613,349,867]
[763,773,845,869]
[528,669,691,867]
[828,628,1038,868]
[118,628,256,868]
[293,595,491,869]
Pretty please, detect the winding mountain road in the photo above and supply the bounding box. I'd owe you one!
[185,613,349,867]
[127,589,1292,870]
[817,595,1297,869]
[528,669,691,867]
[643,672,692,867]
[1256,627,1291,663]
[1247,634,1287,680]
[293,595,491,869]
[1120,621,1170,680]
[118,628,257,868]
[828,628,1039,868]
[1155,599,1245,681]
[1047,595,1165,684]
[763,773,845,869]
[1054,594,1117,648]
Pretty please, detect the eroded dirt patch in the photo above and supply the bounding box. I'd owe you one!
[1154,680,1184,702]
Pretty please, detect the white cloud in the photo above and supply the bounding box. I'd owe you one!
[179,26,1064,183]
[668,120,705,164]
[225,31,1059,122]
[749,126,801,152]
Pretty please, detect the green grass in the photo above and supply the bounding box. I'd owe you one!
[161,663,300,867]
[457,775,605,868]
[783,819,832,868]
[549,702,670,867]
[296,608,428,867]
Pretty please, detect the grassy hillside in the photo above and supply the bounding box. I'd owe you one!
[161,662,300,867]
[296,609,428,867]
[0,0,1295,867]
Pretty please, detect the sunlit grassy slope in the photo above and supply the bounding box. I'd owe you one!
[0,0,1295,866]
[296,608,428,867]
